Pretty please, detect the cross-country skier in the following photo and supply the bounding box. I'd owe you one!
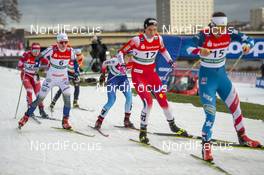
[118,18,188,144]
[49,49,83,110]
[18,33,79,129]
[187,12,261,161]
[17,43,49,118]
[94,54,134,129]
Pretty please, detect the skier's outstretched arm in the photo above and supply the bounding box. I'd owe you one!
[101,57,120,74]
[158,36,174,65]
[187,31,206,56]
[230,29,254,55]
[17,52,26,71]
[35,46,52,67]
[117,37,138,61]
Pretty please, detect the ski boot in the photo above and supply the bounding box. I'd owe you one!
[168,119,189,137]
[237,130,261,148]
[73,99,79,108]
[139,125,149,144]
[95,116,104,129]
[62,117,72,130]
[124,113,134,128]
[202,141,213,162]
[18,114,29,129]
[39,107,48,119]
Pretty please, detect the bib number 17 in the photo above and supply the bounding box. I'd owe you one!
[145,52,156,58]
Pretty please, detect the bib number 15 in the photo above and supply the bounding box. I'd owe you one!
[211,49,225,58]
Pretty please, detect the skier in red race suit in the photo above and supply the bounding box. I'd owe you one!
[18,33,80,129]
[17,43,49,118]
[118,18,189,144]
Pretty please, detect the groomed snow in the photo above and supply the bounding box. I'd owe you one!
[0,66,263,175]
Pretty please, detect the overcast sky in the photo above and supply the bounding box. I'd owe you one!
[7,0,264,30]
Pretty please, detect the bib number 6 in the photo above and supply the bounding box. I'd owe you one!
[59,60,64,66]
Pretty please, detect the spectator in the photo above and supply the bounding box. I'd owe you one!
[90,35,107,72]
[261,62,264,78]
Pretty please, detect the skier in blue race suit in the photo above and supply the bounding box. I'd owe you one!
[187,12,261,161]
[94,55,134,129]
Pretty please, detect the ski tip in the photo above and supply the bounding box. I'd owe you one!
[115,125,137,130]
[129,138,136,142]
[51,126,71,130]
[74,107,95,112]
[52,126,95,137]
[129,138,150,147]
[88,125,109,137]
[129,138,171,155]
[87,125,95,129]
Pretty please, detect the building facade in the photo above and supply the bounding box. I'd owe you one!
[250,8,264,30]
[156,0,214,34]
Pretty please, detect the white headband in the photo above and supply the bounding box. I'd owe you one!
[212,17,228,26]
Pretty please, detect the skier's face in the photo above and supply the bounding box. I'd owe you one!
[76,54,83,60]
[145,25,157,38]
[58,41,68,51]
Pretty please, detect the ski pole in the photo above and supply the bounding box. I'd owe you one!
[229,53,244,73]
[50,87,53,117]
[164,59,201,83]
[174,59,200,84]
[162,36,184,82]
[14,83,23,119]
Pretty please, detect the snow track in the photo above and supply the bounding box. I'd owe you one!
[0,66,263,175]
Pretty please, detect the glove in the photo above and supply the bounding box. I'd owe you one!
[99,73,106,86]
[33,62,40,72]
[36,74,40,81]
[242,44,250,54]
[74,76,80,84]
[74,72,80,83]
[74,71,79,78]
[117,63,126,74]
[200,48,211,57]
[169,60,177,69]
[33,74,40,82]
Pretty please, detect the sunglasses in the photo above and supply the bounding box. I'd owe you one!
[59,41,68,45]
[31,49,40,53]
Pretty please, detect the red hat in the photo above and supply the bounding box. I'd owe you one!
[31,43,41,50]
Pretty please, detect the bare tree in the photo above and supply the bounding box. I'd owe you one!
[0,0,21,26]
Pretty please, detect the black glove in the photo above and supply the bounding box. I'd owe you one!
[74,71,79,78]
[99,73,106,86]
[34,73,40,82]
[73,72,80,83]
[168,60,177,69]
